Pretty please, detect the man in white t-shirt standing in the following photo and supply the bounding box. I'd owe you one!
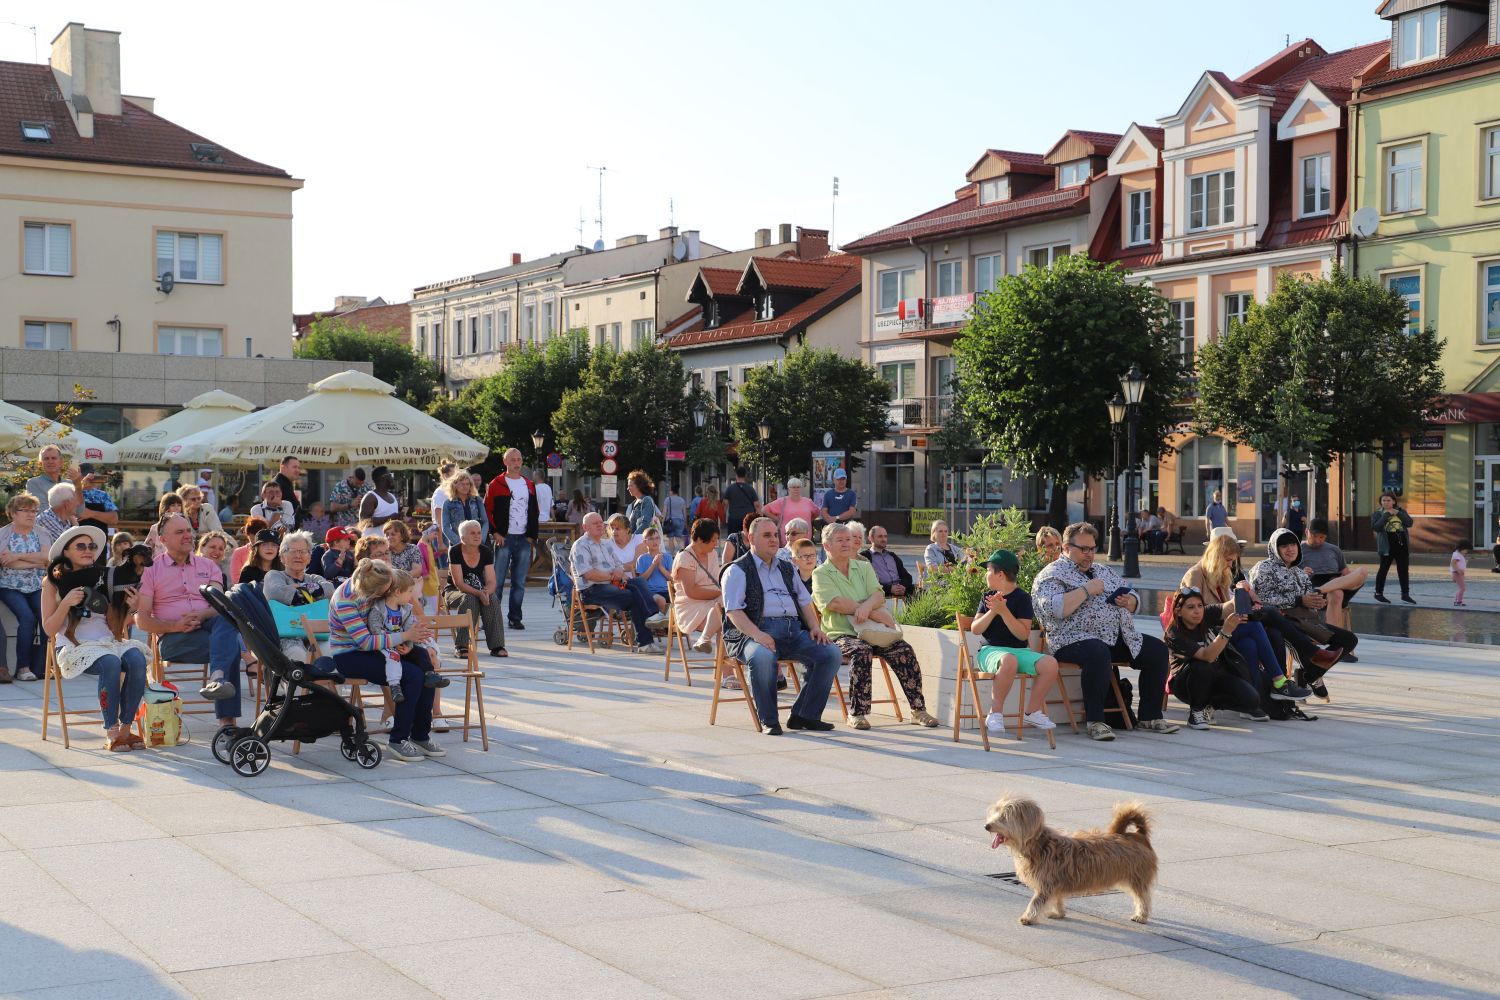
[429,462,456,527]
[530,468,555,524]
[484,448,539,630]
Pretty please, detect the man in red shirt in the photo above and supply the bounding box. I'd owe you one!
[484,447,539,630]
[136,514,243,725]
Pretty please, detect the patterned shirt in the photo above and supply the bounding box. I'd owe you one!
[328,579,399,655]
[388,542,424,575]
[571,534,624,583]
[34,510,76,551]
[1032,556,1142,657]
[327,479,371,528]
[0,529,44,592]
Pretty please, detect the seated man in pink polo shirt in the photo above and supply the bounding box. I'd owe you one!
[135,513,244,725]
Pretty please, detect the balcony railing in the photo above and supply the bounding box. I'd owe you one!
[889,395,955,430]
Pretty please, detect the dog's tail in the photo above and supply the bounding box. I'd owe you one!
[1109,801,1151,840]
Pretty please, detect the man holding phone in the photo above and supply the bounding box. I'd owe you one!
[1032,522,1178,742]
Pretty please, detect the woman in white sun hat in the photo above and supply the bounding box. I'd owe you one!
[40,525,150,751]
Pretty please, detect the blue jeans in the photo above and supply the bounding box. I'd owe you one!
[740,617,841,727]
[494,535,532,623]
[159,613,244,720]
[85,649,148,729]
[0,587,41,671]
[582,580,654,648]
[1229,621,1281,682]
[324,647,434,744]
[1052,634,1169,724]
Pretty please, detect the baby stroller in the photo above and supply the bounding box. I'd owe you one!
[550,539,593,645]
[202,582,382,776]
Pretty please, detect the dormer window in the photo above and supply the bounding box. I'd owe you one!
[1397,8,1441,66]
[1058,160,1089,188]
[758,294,775,321]
[979,178,1009,204]
[705,300,721,329]
[1188,170,1236,231]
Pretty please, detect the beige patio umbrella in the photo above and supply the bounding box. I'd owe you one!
[161,399,296,467]
[191,370,487,468]
[112,389,256,465]
[0,400,119,463]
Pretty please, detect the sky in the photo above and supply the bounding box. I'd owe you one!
[2,1,1388,313]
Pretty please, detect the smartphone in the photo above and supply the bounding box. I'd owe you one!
[1233,589,1253,616]
[1107,586,1131,603]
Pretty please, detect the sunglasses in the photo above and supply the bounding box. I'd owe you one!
[72,541,99,551]
[1177,586,1202,598]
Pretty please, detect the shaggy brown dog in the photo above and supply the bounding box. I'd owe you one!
[984,795,1157,925]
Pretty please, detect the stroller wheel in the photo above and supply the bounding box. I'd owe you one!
[229,736,271,777]
[339,737,358,762]
[354,740,383,769]
[552,627,568,646]
[211,725,244,765]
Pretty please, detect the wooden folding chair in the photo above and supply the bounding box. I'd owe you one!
[148,633,228,724]
[708,632,762,729]
[566,585,632,652]
[953,614,1058,749]
[1048,627,1132,732]
[427,612,489,749]
[299,617,393,739]
[662,578,717,686]
[41,640,145,749]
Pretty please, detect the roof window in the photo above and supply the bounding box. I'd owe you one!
[190,142,223,163]
[20,121,50,142]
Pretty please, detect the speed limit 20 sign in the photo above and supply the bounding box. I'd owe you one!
[600,440,620,459]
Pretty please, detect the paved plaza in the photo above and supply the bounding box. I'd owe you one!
[1,589,1498,1000]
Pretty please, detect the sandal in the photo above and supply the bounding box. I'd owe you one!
[489,647,508,658]
[106,725,133,752]
[126,728,145,749]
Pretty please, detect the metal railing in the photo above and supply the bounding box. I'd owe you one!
[890,395,955,429]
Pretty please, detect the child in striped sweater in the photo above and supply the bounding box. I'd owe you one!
[328,561,446,703]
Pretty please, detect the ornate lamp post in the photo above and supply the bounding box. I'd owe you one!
[1107,393,1126,561]
[1119,364,1149,579]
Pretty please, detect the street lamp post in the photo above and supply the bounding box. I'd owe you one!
[1119,365,1149,579]
[1107,393,1126,562]
[757,418,772,498]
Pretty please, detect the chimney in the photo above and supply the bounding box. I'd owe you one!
[796,227,830,261]
[122,94,153,113]
[615,234,648,247]
[50,23,122,140]
[754,228,771,248]
[511,253,522,266]
[778,223,793,244]
[659,226,678,239]
[333,295,369,311]
[682,230,701,261]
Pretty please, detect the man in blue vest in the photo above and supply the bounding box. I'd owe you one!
[722,516,841,735]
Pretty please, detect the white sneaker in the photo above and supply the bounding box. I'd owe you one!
[984,712,1006,734]
[1024,710,1056,731]
[644,612,669,628]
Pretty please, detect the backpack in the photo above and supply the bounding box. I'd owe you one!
[136,680,186,747]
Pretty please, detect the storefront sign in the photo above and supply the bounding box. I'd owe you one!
[1410,429,1445,451]
[928,293,974,326]
[874,314,923,335]
[1237,462,1256,504]
[812,450,845,488]
[910,508,944,535]
[1424,393,1500,425]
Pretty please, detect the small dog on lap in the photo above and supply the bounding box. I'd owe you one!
[984,795,1157,925]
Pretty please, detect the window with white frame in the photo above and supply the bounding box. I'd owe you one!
[432,321,442,356]
[595,324,608,348]
[1127,189,1153,246]
[452,320,464,356]
[522,304,536,342]
[1483,126,1500,200]
[1385,141,1425,213]
[155,231,223,284]
[1397,8,1440,67]
[1027,244,1070,269]
[1300,153,1332,216]
[22,222,71,275]
[1223,292,1251,331]
[611,322,622,349]
[1058,160,1089,187]
[23,320,70,350]
[416,324,426,355]
[877,267,917,312]
[1484,263,1500,343]
[542,300,555,337]
[978,177,1009,204]
[975,254,1002,294]
[469,316,479,354]
[497,310,510,345]
[1188,170,1235,230]
[936,259,963,297]
[1384,270,1422,336]
[157,325,222,356]
[758,293,775,321]
[1170,300,1196,369]
[632,318,654,346]
[880,361,916,400]
[482,312,493,352]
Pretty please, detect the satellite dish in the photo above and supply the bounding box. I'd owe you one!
[592,238,605,251]
[157,271,175,295]
[1351,206,1379,239]
[672,238,689,262]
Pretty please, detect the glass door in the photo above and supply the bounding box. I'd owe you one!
[1481,459,1500,548]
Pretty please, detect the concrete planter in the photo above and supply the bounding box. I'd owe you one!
[895,624,1082,730]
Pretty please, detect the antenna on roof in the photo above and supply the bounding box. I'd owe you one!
[1285,33,1291,48]
[577,208,585,247]
[669,197,674,229]
[0,21,38,63]
[586,165,607,251]
[831,176,840,252]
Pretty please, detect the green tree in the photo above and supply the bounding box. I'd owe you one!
[553,342,702,478]
[425,376,492,442]
[1194,267,1445,511]
[467,331,592,460]
[952,253,1186,526]
[294,316,440,408]
[730,347,891,481]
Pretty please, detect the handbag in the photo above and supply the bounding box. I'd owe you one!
[137,681,185,747]
[853,618,904,649]
[1283,604,1334,644]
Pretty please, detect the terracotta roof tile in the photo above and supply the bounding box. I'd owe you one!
[695,267,745,298]
[742,256,857,293]
[842,181,1089,253]
[665,261,859,349]
[964,148,1052,179]
[1359,27,1500,88]
[0,60,289,177]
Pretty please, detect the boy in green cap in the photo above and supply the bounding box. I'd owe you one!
[969,549,1059,735]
